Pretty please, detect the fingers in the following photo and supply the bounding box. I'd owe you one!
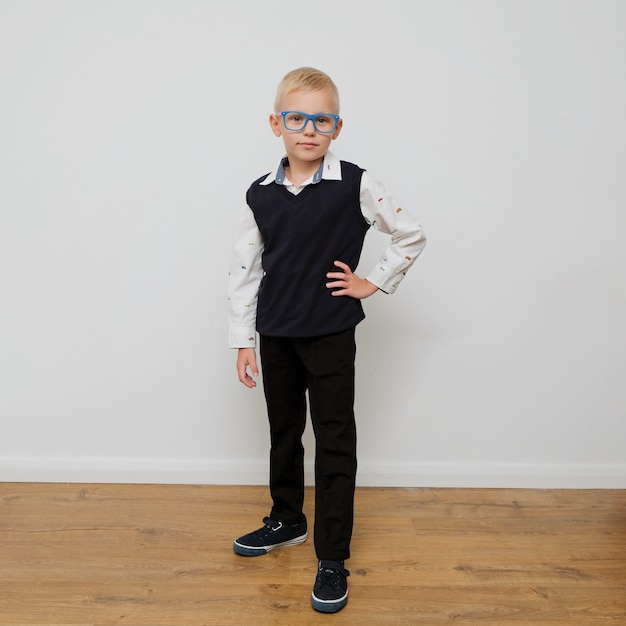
[237,363,250,386]
[325,260,377,299]
[327,274,378,299]
[326,260,351,294]
[326,260,351,282]
[326,278,347,288]
[237,349,258,388]
[237,364,253,387]
[332,260,351,273]
[240,371,257,388]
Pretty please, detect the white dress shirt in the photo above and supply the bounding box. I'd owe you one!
[227,151,426,348]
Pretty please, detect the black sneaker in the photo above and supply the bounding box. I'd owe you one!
[311,560,350,613]
[233,516,307,556]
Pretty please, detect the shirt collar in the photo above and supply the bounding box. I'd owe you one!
[260,151,342,186]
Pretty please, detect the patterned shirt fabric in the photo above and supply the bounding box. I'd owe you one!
[227,151,426,349]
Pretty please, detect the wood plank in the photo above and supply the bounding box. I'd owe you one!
[1,483,624,625]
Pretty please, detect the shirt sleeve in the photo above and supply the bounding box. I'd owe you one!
[360,171,427,294]
[227,203,264,348]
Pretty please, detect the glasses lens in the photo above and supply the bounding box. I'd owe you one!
[312,115,336,133]
[283,112,306,131]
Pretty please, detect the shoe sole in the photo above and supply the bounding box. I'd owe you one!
[233,532,308,556]
[311,591,348,613]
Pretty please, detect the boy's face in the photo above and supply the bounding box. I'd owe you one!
[269,88,342,166]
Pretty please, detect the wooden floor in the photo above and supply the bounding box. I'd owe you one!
[0,484,624,625]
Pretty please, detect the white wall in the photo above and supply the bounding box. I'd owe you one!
[1,0,625,488]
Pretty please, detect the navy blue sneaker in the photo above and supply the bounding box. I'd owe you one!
[311,560,350,613]
[233,516,307,556]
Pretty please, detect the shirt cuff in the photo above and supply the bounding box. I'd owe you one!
[366,263,406,295]
[229,327,257,349]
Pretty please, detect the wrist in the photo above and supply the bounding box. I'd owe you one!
[363,278,379,297]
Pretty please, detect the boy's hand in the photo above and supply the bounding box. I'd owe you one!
[326,260,379,299]
[237,347,259,388]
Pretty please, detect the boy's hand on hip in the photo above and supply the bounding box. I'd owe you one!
[237,347,258,388]
[326,260,378,299]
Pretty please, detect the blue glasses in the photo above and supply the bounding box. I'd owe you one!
[279,111,340,134]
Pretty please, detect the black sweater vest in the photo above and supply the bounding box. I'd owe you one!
[247,161,370,338]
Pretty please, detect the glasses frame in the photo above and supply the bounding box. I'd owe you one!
[279,111,341,134]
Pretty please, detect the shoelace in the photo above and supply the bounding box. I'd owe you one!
[317,569,343,591]
[317,561,350,591]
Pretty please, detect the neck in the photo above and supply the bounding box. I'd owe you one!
[285,156,323,187]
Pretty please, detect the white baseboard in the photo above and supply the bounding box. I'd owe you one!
[356,462,626,489]
[1,456,625,488]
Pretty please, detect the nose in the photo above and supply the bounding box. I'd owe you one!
[302,119,316,134]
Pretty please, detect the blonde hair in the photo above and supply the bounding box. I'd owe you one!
[274,67,340,113]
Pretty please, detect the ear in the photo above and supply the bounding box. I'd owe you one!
[269,113,282,137]
[331,117,343,140]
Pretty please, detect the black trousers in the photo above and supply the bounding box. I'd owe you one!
[259,328,357,561]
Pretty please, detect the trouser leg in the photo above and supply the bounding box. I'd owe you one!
[259,334,307,525]
[299,329,357,561]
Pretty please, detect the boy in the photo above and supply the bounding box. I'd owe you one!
[227,67,426,613]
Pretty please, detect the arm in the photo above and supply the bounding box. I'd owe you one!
[326,171,426,298]
[358,171,427,294]
[228,203,264,386]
